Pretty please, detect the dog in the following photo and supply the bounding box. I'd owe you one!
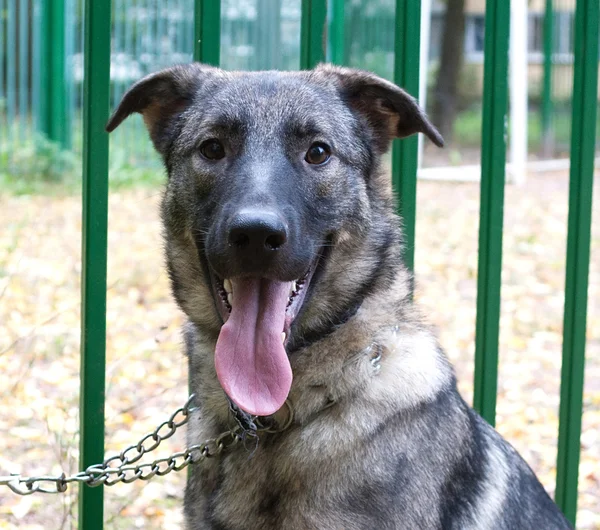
[107,63,572,529]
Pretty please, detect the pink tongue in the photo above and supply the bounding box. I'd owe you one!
[215,278,293,416]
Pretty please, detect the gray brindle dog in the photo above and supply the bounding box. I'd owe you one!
[107,64,572,529]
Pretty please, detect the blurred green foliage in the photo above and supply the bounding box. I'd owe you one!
[1,129,165,196]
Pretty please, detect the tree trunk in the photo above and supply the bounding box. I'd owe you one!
[432,0,466,141]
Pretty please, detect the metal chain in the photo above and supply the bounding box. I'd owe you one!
[0,395,246,496]
[1,335,378,496]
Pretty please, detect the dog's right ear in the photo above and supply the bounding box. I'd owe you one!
[313,64,443,153]
[106,63,215,154]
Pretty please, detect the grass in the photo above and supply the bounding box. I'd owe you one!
[1,117,166,196]
[452,107,583,151]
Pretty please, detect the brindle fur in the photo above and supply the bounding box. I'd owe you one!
[107,63,572,529]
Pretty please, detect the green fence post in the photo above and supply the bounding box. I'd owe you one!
[52,0,69,149]
[64,0,76,150]
[329,0,345,65]
[191,0,220,481]
[38,0,69,148]
[472,0,511,426]
[555,0,599,524]
[6,0,15,143]
[38,0,48,138]
[541,0,553,152]
[79,0,111,527]
[194,0,220,65]
[18,0,28,142]
[0,0,5,153]
[32,0,41,139]
[300,0,326,69]
[256,0,282,70]
[391,0,421,272]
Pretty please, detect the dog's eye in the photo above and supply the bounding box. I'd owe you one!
[200,139,225,160]
[305,143,331,165]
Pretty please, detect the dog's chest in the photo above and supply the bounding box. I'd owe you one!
[207,438,338,529]
[198,428,440,530]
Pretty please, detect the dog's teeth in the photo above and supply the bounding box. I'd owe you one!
[227,293,233,306]
[288,280,298,298]
[281,332,286,343]
[224,279,232,294]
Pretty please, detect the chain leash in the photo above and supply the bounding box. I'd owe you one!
[0,395,264,496]
[0,328,388,496]
[0,336,386,496]
[0,332,388,497]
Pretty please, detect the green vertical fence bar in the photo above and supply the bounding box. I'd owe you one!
[555,0,599,523]
[256,0,281,70]
[300,0,326,69]
[49,0,67,146]
[37,0,48,138]
[132,0,144,162]
[541,0,553,147]
[112,0,124,105]
[0,0,4,153]
[18,0,28,141]
[391,0,421,272]
[79,0,111,527]
[0,0,6,151]
[38,0,69,147]
[119,0,131,158]
[194,0,220,65]
[472,0,510,426]
[7,0,15,142]
[65,0,77,151]
[329,0,345,65]
[190,0,220,482]
[32,0,41,135]
[158,0,165,67]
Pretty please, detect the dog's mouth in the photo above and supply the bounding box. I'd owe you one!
[210,253,323,417]
[212,268,313,334]
[211,252,324,416]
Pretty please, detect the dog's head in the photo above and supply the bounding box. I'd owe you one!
[108,63,442,417]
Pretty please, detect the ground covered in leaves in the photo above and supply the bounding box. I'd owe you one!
[0,169,598,529]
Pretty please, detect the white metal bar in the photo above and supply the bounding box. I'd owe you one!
[509,0,528,185]
[417,0,432,169]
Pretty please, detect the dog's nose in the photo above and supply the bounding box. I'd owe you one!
[228,210,288,253]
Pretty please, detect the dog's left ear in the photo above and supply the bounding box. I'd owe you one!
[106,63,219,154]
[315,64,443,152]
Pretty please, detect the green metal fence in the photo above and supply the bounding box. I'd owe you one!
[2,0,595,170]
[1,0,308,170]
[0,0,598,528]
